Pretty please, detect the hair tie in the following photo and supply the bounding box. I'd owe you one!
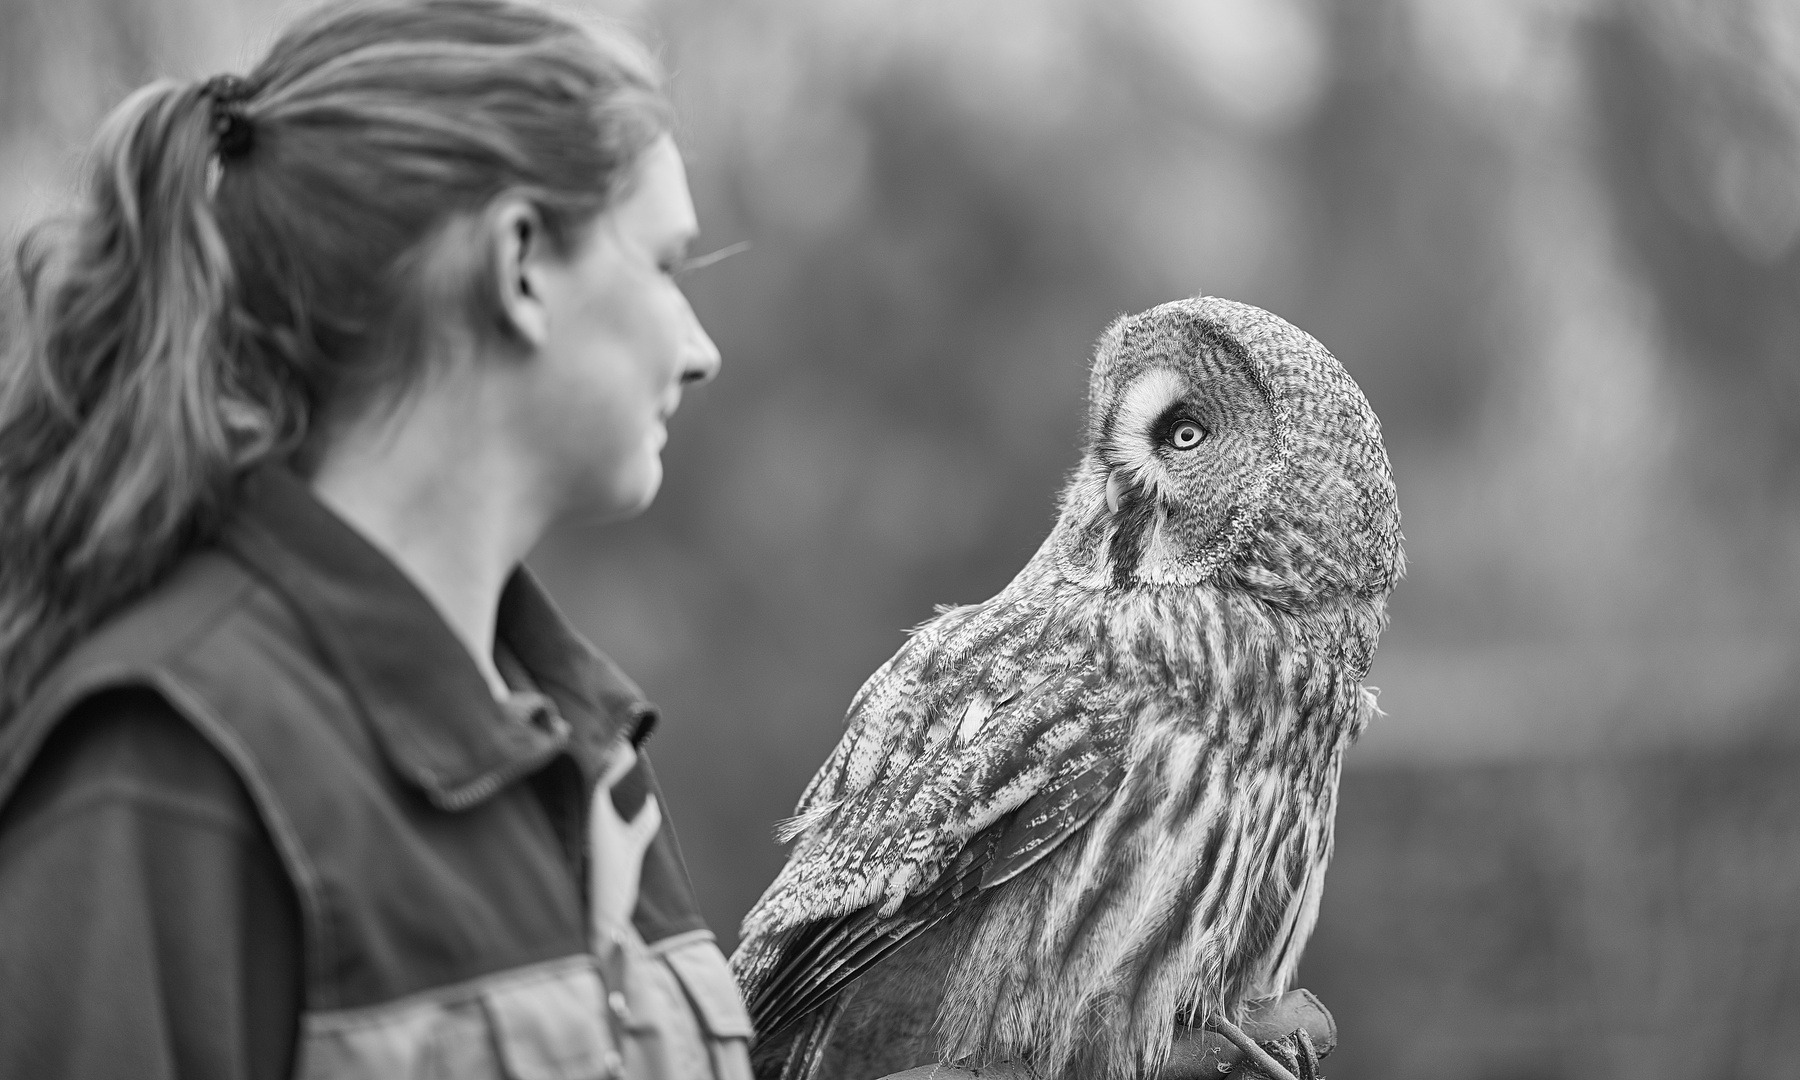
[200,75,255,160]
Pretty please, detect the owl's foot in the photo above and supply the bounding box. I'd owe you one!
[1238,1026,1321,1080]
[1206,1015,1303,1080]
[1159,990,1333,1080]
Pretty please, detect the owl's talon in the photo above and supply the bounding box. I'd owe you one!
[1261,1036,1300,1079]
[1241,1030,1320,1080]
[1204,1016,1301,1080]
[1293,1028,1320,1080]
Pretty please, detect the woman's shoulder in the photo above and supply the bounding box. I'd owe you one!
[74,547,268,674]
[0,545,300,811]
[0,686,259,856]
[19,538,313,719]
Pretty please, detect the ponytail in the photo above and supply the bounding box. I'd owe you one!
[0,79,278,713]
[0,0,671,715]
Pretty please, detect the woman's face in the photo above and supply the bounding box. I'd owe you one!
[521,134,720,523]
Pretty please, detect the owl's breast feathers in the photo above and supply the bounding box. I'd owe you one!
[733,543,1381,1076]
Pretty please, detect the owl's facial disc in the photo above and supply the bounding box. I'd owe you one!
[1100,368,1191,508]
[1061,297,1399,603]
[1091,348,1275,588]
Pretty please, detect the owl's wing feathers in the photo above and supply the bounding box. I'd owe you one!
[744,737,1124,1041]
[738,606,1130,1033]
[747,826,1006,1042]
[980,742,1126,889]
[783,602,1050,832]
[752,626,1120,933]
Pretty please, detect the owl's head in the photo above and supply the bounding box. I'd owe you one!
[1054,297,1402,609]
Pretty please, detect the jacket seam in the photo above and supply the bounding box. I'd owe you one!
[151,672,337,1011]
[0,779,265,858]
[647,928,717,957]
[0,566,259,803]
[301,952,598,1033]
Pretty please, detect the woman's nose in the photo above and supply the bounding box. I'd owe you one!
[680,306,721,386]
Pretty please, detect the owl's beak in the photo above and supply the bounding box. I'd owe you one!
[1105,469,1123,515]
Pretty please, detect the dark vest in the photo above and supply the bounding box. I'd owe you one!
[0,472,751,1079]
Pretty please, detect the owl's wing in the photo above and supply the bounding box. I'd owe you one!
[736,610,1129,1038]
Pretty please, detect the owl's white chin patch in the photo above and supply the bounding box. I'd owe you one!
[1137,514,1178,584]
[1135,511,1219,587]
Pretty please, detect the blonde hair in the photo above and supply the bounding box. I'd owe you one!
[0,0,671,711]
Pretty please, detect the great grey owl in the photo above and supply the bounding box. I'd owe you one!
[731,296,1403,1080]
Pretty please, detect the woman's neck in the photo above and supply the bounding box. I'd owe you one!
[308,389,553,701]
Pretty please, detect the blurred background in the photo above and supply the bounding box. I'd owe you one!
[5,0,1800,1074]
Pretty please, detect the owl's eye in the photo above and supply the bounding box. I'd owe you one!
[1167,419,1206,450]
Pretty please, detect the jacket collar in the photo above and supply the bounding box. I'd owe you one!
[222,467,656,808]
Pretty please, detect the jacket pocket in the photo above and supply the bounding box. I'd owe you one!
[485,958,622,1080]
[658,934,753,1040]
[656,932,754,1080]
[295,955,621,1080]
[601,925,755,1080]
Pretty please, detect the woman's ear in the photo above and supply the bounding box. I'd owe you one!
[491,196,551,349]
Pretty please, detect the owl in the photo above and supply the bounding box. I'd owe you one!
[731,297,1402,1080]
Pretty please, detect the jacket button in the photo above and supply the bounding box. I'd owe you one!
[609,990,633,1024]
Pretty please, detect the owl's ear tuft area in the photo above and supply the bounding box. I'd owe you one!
[1087,312,1137,442]
[1095,311,1134,354]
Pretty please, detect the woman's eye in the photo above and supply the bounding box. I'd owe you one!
[1168,419,1206,450]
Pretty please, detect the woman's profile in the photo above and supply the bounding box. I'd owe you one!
[0,1,749,1077]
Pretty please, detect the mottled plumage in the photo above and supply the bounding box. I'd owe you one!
[732,297,1402,1080]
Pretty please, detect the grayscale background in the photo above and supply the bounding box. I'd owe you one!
[5,0,1798,1075]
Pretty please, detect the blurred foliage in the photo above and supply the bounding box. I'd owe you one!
[1311,747,1800,1077]
[5,0,1800,1073]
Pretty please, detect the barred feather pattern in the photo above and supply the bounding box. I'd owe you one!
[733,296,1402,1080]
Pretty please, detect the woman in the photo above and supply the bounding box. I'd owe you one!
[0,1,749,1077]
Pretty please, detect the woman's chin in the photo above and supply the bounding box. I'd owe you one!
[613,481,661,521]
[562,460,663,527]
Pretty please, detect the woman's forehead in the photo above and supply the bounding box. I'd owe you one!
[612,135,697,245]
